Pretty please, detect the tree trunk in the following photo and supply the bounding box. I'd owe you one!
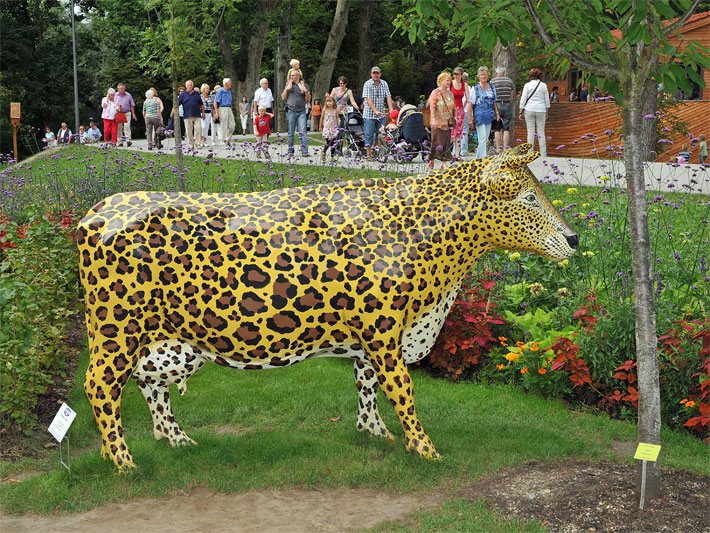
[215,16,238,89]
[312,0,349,102]
[230,0,279,130]
[492,39,518,137]
[355,0,373,97]
[639,81,658,162]
[621,66,662,501]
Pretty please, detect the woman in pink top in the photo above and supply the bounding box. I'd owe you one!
[450,66,469,160]
[101,88,119,145]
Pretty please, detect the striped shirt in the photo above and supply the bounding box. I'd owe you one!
[490,76,515,103]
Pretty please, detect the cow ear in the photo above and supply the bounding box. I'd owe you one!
[503,150,539,167]
[510,143,532,155]
[482,150,538,199]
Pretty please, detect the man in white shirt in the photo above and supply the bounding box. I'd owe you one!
[253,78,274,129]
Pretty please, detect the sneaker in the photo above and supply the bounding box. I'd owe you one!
[301,151,309,157]
[117,142,124,147]
[126,141,132,147]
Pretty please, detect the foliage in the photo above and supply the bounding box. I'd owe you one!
[0,210,80,430]
[424,275,505,381]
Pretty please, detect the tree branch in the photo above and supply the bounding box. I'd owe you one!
[663,0,701,36]
[524,0,621,81]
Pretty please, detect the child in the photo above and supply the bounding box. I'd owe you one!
[78,125,87,144]
[677,145,691,164]
[288,58,303,80]
[87,121,102,143]
[43,126,56,147]
[254,106,274,158]
[320,96,339,161]
[699,135,707,165]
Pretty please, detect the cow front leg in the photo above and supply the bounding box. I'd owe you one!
[133,341,206,446]
[84,335,137,471]
[353,359,394,440]
[366,347,440,460]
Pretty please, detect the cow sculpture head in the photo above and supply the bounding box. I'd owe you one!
[471,145,578,262]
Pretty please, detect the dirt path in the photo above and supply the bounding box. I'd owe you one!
[0,486,441,532]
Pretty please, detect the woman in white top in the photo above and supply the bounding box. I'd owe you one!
[518,67,551,157]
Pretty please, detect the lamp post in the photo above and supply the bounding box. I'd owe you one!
[71,0,80,135]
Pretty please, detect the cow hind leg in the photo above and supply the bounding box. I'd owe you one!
[353,359,393,440]
[132,340,206,446]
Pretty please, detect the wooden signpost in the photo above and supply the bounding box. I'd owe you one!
[10,102,21,162]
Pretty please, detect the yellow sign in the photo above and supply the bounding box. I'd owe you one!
[634,443,661,462]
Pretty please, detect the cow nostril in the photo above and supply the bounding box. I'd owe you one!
[566,234,579,249]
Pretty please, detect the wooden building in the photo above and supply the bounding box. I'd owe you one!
[517,11,710,162]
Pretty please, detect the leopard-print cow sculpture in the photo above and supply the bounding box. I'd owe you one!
[77,145,578,471]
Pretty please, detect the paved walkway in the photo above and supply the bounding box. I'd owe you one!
[114,134,709,195]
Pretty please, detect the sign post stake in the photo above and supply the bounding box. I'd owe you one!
[48,402,77,478]
[634,442,661,510]
[59,435,71,477]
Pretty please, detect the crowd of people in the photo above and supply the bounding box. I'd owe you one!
[39,60,705,166]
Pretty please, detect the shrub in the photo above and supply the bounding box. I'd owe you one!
[425,276,506,381]
[0,209,80,431]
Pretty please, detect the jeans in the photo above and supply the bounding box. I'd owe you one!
[475,122,492,159]
[460,117,470,156]
[364,115,385,147]
[286,110,308,154]
[524,110,547,157]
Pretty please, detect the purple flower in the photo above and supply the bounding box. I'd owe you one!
[643,114,655,120]
[556,145,565,150]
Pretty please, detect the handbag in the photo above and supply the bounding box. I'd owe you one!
[115,112,127,124]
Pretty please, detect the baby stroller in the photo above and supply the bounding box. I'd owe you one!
[377,104,429,163]
[344,110,366,158]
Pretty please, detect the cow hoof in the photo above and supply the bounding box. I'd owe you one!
[169,433,196,447]
[405,436,440,459]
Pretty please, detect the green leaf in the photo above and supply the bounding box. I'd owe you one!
[480,25,497,49]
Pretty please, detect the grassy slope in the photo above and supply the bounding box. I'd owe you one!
[1,352,707,519]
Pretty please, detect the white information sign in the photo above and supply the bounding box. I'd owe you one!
[48,403,77,443]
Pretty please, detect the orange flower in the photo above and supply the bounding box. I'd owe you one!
[516,340,525,348]
[680,398,688,404]
[538,368,547,375]
[521,367,528,374]
[685,400,696,408]
[505,351,521,362]
[498,336,508,347]
[496,364,506,371]
[530,342,541,352]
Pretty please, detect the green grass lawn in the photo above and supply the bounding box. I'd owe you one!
[1,349,707,529]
